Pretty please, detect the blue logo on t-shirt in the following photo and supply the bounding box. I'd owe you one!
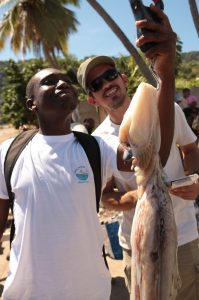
[74,166,89,182]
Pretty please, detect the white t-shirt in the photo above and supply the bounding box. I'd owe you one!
[0,132,119,300]
[93,116,137,249]
[93,103,199,249]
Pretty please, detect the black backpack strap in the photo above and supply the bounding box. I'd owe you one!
[4,129,39,207]
[4,129,38,246]
[73,131,102,212]
[73,131,109,268]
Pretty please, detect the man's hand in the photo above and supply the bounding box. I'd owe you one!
[102,178,138,211]
[102,189,138,211]
[170,181,199,201]
[136,5,177,78]
[120,190,138,210]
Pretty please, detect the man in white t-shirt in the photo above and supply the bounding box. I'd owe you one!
[0,68,135,300]
[77,13,199,300]
[178,88,190,109]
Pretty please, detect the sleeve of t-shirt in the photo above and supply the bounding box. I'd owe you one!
[0,138,14,199]
[94,134,119,191]
[174,103,197,146]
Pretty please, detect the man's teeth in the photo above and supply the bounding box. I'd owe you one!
[105,87,117,97]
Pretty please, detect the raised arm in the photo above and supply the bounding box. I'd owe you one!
[136,5,177,166]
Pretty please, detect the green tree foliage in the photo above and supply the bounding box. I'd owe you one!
[0,59,47,127]
[115,55,145,97]
[182,51,199,62]
[176,51,199,88]
[0,0,79,67]
[0,56,83,127]
[0,51,198,128]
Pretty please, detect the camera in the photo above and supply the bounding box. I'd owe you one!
[129,0,164,52]
[168,174,199,189]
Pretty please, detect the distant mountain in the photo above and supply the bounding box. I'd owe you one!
[182,51,199,63]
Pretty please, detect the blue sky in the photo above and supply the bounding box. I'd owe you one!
[0,0,198,61]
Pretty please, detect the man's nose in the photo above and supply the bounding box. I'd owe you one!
[56,80,69,88]
[101,79,111,89]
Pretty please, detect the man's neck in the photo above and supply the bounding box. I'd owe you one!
[38,116,72,135]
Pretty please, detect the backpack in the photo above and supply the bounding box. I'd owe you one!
[4,129,108,268]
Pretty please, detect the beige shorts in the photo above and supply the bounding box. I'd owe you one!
[176,238,199,300]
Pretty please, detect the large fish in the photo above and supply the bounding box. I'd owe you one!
[119,83,181,300]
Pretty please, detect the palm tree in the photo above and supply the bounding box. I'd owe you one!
[0,0,79,67]
[188,0,199,37]
[86,0,156,86]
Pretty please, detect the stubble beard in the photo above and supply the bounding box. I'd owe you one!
[109,94,126,111]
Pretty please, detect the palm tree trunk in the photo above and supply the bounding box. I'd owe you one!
[86,0,156,86]
[188,0,199,37]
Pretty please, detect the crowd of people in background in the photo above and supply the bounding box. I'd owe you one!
[177,88,199,144]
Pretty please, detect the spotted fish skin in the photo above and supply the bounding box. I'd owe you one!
[119,83,180,300]
[131,162,180,300]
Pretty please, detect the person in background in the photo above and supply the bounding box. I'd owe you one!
[70,111,88,133]
[77,8,199,300]
[178,88,191,109]
[183,94,199,137]
[19,124,29,131]
[192,114,199,145]
[70,118,88,133]
[83,117,95,134]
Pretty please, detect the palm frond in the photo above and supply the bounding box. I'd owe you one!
[0,9,12,49]
[0,0,79,64]
[56,0,80,6]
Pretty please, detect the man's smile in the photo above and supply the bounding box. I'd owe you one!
[104,86,118,98]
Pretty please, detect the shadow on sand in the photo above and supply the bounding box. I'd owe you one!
[111,276,130,300]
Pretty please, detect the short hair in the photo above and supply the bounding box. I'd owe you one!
[182,88,190,93]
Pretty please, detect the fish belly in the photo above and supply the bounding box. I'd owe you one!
[130,175,179,300]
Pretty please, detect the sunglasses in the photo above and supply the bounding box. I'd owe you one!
[87,68,119,93]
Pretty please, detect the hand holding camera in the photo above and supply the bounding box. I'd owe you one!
[129,0,164,52]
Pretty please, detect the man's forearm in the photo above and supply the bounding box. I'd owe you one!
[158,74,175,167]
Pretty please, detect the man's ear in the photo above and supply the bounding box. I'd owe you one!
[26,98,37,111]
[87,95,97,106]
[120,74,128,88]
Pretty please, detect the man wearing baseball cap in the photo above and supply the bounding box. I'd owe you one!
[77,6,199,300]
[77,56,116,94]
